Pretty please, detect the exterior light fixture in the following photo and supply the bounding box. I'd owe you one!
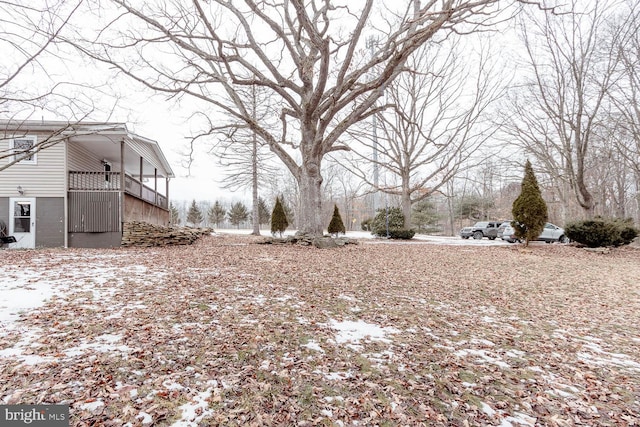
[17,185,24,195]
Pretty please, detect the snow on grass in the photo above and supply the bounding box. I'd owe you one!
[454,349,511,369]
[329,319,399,344]
[301,340,325,353]
[577,342,640,371]
[77,399,104,412]
[170,389,213,427]
[64,334,132,358]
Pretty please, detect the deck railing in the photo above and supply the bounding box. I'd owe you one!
[69,171,168,209]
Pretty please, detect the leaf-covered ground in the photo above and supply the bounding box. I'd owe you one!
[1,235,639,426]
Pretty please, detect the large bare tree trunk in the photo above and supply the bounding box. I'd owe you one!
[297,159,324,235]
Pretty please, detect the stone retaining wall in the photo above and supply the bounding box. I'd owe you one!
[122,221,212,247]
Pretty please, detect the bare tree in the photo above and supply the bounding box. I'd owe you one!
[346,36,503,228]
[503,0,625,219]
[194,85,278,235]
[1,1,117,171]
[70,0,544,236]
[608,2,640,221]
[1,1,81,113]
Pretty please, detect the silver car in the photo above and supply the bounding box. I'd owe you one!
[501,222,570,244]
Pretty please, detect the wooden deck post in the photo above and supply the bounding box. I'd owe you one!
[139,156,144,198]
[154,168,158,205]
[120,140,125,230]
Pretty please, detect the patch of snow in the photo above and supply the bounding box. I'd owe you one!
[329,319,399,344]
[317,370,353,381]
[481,402,496,417]
[577,343,640,370]
[324,396,344,403]
[302,340,324,353]
[170,389,213,427]
[163,381,185,391]
[78,400,104,412]
[320,409,333,417]
[503,412,537,427]
[454,349,510,369]
[137,411,153,425]
[259,360,271,370]
[470,338,495,347]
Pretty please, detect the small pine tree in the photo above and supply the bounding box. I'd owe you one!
[169,202,181,226]
[271,197,289,237]
[257,197,271,225]
[228,201,249,229]
[512,160,548,246]
[411,199,439,232]
[208,201,227,227]
[327,204,346,236]
[186,199,204,227]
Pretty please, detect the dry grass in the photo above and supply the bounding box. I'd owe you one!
[1,235,639,426]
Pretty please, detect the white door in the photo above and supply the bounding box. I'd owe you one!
[9,198,36,249]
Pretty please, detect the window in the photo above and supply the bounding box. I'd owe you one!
[10,136,37,164]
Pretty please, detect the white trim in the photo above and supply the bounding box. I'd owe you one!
[10,135,38,165]
[8,197,36,249]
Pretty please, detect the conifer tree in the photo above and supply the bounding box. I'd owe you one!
[512,160,548,246]
[169,202,181,226]
[228,201,249,229]
[208,201,227,227]
[327,204,346,236]
[271,197,289,237]
[186,199,204,227]
[257,197,271,226]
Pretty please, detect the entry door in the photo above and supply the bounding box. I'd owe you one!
[9,198,36,249]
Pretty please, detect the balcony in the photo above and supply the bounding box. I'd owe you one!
[68,171,168,209]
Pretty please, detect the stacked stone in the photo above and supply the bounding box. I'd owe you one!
[122,221,212,247]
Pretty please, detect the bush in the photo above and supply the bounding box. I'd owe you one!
[327,204,346,236]
[388,228,416,239]
[270,197,289,237]
[361,218,373,231]
[371,207,415,240]
[565,217,638,248]
[512,160,548,245]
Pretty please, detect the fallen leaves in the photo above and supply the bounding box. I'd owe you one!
[1,237,639,425]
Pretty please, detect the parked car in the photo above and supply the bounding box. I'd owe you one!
[501,222,570,243]
[460,221,503,240]
[497,221,512,239]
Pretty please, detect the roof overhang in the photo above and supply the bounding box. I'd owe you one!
[0,119,175,179]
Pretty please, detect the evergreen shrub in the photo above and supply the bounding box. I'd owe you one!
[361,218,373,231]
[565,217,638,248]
[512,160,548,245]
[327,205,346,236]
[271,197,289,237]
[371,207,414,240]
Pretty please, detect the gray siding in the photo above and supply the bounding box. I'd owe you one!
[68,232,121,248]
[0,197,8,234]
[68,192,120,232]
[0,134,66,197]
[35,197,64,247]
[67,143,104,171]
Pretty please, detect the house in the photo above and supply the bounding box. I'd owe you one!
[0,120,175,248]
